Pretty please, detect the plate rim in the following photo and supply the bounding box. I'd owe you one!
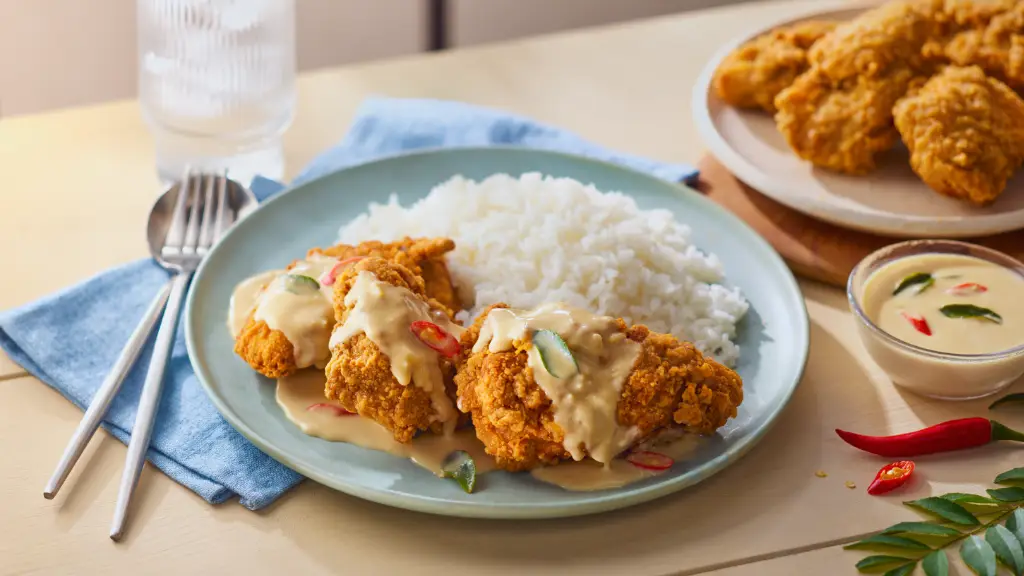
[184,145,811,518]
[691,6,1024,239]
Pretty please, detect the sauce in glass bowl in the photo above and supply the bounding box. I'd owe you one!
[862,253,1024,355]
[848,240,1024,400]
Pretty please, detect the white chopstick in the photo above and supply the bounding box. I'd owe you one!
[43,280,172,500]
[109,272,191,541]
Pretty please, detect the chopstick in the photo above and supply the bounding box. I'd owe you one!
[43,280,172,499]
[109,272,192,541]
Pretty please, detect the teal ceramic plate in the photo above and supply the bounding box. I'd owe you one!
[185,147,809,519]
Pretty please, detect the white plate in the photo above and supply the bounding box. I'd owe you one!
[692,7,1024,238]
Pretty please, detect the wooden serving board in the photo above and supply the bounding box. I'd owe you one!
[696,156,1024,287]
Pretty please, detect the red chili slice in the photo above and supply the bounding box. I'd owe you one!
[900,311,932,336]
[626,451,674,471]
[947,282,988,295]
[867,460,915,495]
[306,403,355,416]
[319,256,367,287]
[410,320,460,358]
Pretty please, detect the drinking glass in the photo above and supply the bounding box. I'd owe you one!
[137,0,296,184]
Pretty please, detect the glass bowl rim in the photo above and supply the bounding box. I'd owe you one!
[846,239,1024,363]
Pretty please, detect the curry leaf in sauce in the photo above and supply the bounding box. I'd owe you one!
[939,304,1003,325]
[893,272,934,296]
[441,450,477,494]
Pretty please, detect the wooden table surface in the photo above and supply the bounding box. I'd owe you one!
[2,1,1021,574]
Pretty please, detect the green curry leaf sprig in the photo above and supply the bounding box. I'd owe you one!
[848,468,1024,575]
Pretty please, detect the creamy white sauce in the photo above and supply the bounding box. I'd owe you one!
[330,271,466,431]
[237,272,692,492]
[472,303,642,464]
[251,256,338,369]
[276,370,495,476]
[864,254,1024,354]
[530,434,702,491]
[228,270,281,337]
[279,369,699,491]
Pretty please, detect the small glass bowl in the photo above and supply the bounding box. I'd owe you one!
[847,239,1024,400]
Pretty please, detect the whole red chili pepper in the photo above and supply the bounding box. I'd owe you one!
[835,418,1024,457]
[868,461,915,495]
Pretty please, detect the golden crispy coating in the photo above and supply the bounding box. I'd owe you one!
[774,67,919,174]
[232,258,315,378]
[234,238,459,379]
[894,65,1024,205]
[456,335,566,471]
[723,0,1024,177]
[233,315,298,378]
[943,2,1024,92]
[619,324,743,437]
[312,236,460,311]
[807,0,945,79]
[712,20,837,112]
[774,1,946,174]
[454,304,743,471]
[939,0,1018,27]
[324,257,462,443]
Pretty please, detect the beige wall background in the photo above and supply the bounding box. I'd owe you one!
[0,0,745,117]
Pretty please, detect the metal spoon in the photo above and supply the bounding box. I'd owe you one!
[42,171,255,539]
[109,170,256,541]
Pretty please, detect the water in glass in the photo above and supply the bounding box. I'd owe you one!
[138,0,296,184]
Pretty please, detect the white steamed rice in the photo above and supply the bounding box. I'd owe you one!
[336,173,749,366]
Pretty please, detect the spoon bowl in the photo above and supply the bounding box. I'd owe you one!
[147,177,257,270]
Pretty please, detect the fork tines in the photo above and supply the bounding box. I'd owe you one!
[162,169,231,260]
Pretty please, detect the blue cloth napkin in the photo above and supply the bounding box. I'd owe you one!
[0,97,697,510]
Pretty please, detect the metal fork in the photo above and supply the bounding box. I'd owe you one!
[105,169,235,541]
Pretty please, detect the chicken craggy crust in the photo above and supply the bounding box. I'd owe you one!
[894,65,1024,205]
[312,236,460,311]
[232,256,319,379]
[774,68,920,174]
[233,237,459,379]
[807,0,945,78]
[324,257,463,443]
[233,314,297,378]
[454,304,743,471]
[774,0,942,174]
[943,2,1024,92]
[712,20,837,112]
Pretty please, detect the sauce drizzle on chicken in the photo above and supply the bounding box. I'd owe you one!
[228,270,281,337]
[472,303,642,464]
[252,256,338,369]
[330,271,465,432]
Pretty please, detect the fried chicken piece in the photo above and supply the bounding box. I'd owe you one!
[324,257,464,443]
[808,0,945,78]
[234,237,459,379]
[712,20,837,112]
[943,2,1024,92]
[940,0,1018,27]
[312,237,460,312]
[619,324,743,436]
[775,67,920,174]
[454,304,743,471]
[234,313,297,378]
[894,65,1024,205]
[774,0,942,174]
[233,258,334,379]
